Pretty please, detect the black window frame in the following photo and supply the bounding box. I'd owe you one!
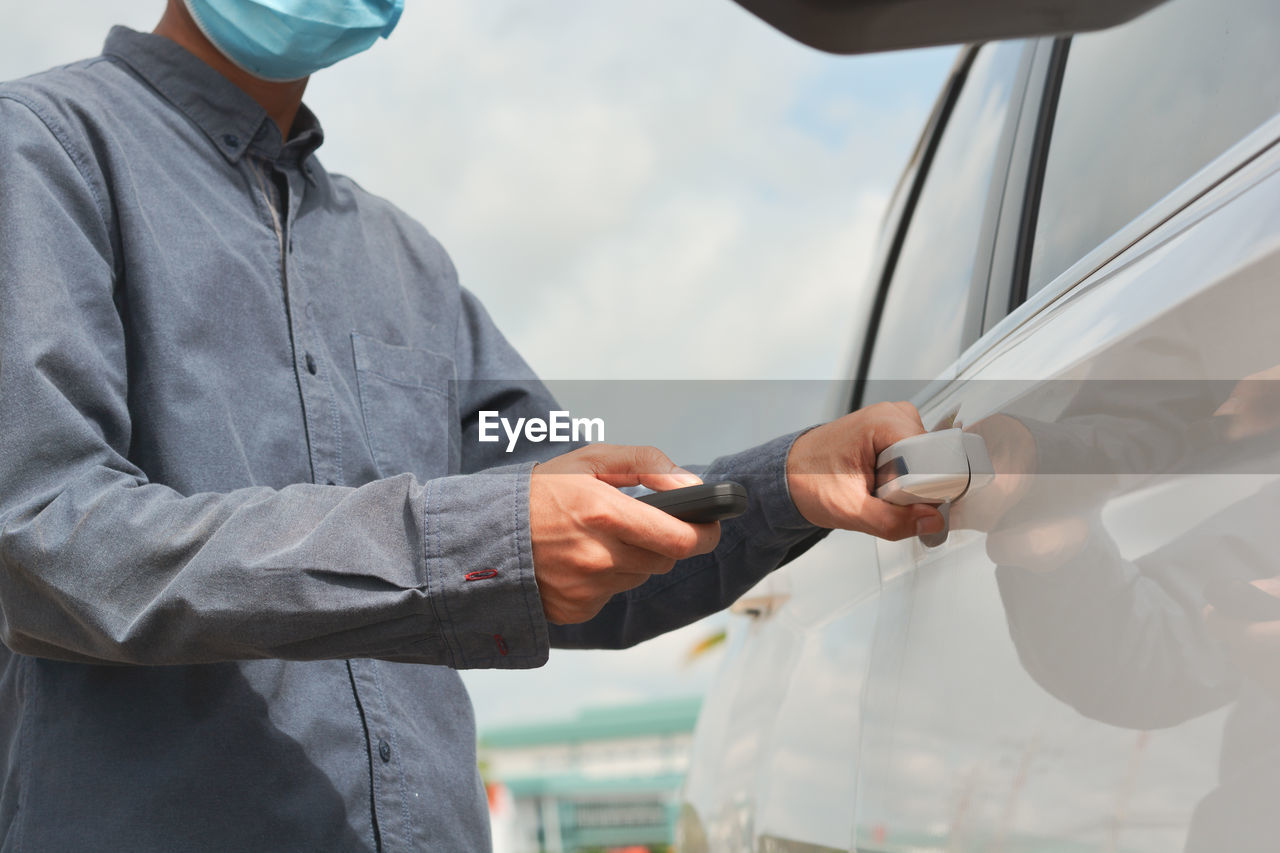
[1001,37,1070,316]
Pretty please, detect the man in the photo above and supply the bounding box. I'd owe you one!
[0,0,943,848]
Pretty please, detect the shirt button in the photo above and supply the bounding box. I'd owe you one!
[378,739,392,763]
[222,133,240,149]
[305,353,317,375]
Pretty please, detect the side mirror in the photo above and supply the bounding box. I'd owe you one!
[731,0,1171,54]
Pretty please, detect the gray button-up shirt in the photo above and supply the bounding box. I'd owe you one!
[0,27,818,851]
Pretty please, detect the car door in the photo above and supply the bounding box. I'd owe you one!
[678,40,1034,853]
[855,1,1280,851]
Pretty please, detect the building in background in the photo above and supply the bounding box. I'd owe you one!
[480,697,701,853]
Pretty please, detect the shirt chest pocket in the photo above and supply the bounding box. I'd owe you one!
[352,332,460,481]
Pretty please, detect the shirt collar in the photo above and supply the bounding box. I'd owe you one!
[102,26,325,167]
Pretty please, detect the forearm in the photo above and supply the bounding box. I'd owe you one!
[996,522,1237,728]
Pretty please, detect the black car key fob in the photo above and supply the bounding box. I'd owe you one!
[1204,577,1280,623]
[636,481,748,523]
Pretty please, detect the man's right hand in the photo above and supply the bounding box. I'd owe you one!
[530,445,722,625]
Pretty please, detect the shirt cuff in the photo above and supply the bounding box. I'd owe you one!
[703,428,820,546]
[422,462,549,669]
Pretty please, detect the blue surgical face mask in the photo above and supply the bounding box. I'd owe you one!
[182,0,405,82]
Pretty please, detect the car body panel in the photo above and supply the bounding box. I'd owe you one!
[683,0,1280,848]
[682,533,881,850]
[861,148,1280,850]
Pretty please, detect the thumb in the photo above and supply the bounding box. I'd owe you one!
[583,445,702,491]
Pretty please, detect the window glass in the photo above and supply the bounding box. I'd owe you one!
[1027,0,1280,296]
[865,42,1023,397]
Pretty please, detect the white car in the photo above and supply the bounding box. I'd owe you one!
[682,0,1280,849]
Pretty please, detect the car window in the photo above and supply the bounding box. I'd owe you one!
[1026,0,1280,297]
[864,42,1024,400]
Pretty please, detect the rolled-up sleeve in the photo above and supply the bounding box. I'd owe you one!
[0,97,547,669]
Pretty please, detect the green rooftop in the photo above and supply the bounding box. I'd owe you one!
[502,771,687,798]
[480,696,703,748]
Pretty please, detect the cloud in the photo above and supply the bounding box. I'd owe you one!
[300,0,954,379]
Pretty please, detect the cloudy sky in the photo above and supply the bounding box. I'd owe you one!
[2,1,952,729]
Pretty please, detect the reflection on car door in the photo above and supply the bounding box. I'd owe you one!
[857,0,1280,850]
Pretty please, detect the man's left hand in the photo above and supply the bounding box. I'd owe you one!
[786,401,946,540]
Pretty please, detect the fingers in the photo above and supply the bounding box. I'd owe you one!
[549,444,721,557]
[858,500,945,542]
[572,537,681,581]
[579,445,703,491]
[606,541,679,580]
[620,515,721,561]
[539,543,677,626]
[596,486,721,559]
